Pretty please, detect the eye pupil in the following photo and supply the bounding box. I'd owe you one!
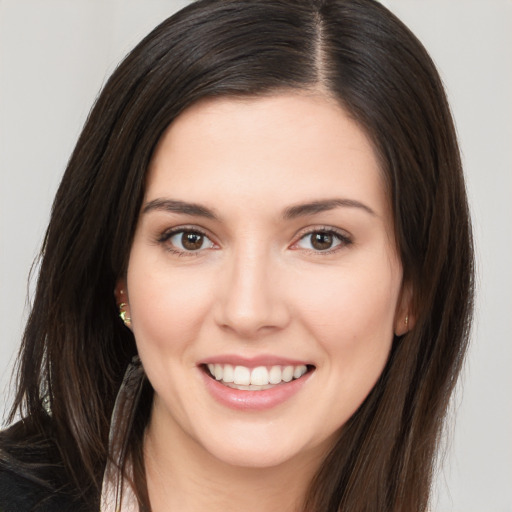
[311,232,333,250]
[182,232,203,250]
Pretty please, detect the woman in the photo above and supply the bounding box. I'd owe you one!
[0,0,474,511]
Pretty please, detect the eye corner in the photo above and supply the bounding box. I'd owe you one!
[290,226,353,254]
[156,225,218,256]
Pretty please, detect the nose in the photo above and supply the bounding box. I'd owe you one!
[214,245,290,339]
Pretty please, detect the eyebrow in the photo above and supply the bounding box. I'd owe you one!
[142,197,376,220]
[142,199,218,219]
[283,198,376,219]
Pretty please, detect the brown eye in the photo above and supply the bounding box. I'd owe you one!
[182,232,204,250]
[167,230,215,252]
[311,232,333,250]
[295,230,350,252]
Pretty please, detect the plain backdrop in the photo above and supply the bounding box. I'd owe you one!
[0,1,511,511]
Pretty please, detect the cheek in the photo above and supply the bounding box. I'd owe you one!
[127,259,216,355]
[288,262,400,432]
[289,258,400,367]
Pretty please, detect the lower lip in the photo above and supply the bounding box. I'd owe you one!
[200,368,313,411]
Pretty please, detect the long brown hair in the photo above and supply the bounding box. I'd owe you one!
[4,1,474,510]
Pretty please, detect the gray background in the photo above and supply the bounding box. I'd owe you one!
[1,1,511,510]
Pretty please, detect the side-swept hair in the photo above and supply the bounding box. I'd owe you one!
[6,1,473,510]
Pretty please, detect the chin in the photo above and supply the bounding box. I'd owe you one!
[193,422,331,471]
[206,442,306,470]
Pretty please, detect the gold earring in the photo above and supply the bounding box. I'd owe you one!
[119,303,131,326]
[404,315,409,327]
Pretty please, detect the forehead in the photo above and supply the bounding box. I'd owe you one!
[146,93,389,220]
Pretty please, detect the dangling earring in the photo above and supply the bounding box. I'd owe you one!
[101,355,145,511]
[404,314,409,327]
[119,303,131,326]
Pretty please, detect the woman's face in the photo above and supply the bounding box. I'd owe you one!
[121,93,409,469]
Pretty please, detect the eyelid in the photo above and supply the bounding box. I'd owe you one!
[289,225,353,252]
[158,224,213,242]
[292,225,352,241]
[156,224,352,255]
[157,224,219,254]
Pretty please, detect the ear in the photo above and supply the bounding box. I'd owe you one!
[394,281,415,336]
[115,278,132,329]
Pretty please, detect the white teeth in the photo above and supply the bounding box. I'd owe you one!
[233,365,251,385]
[269,365,282,384]
[227,383,275,391]
[294,365,307,379]
[206,363,308,387]
[250,366,269,386]
[282,365,294,382]
[223,364,234,383]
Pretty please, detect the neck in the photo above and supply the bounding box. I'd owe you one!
[143,412,327,512]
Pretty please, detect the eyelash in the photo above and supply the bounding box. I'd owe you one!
[157,226,215,257]
[157,226,352,257]
[292,226,352,255]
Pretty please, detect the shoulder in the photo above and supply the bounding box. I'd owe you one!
[0,421,90,512]
[0,461,78,512]
[0,466,65,512]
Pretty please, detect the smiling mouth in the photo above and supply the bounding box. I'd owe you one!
[203,363,314,391]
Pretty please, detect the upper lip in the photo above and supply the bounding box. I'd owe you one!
[198,354,314,369]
